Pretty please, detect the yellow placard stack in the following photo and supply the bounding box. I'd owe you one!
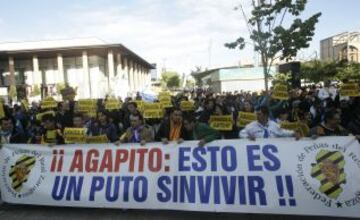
[105,99,122,110]
[209,115,233,131]
[159,96,172,109]
[143,103,163,119]
[340,83,360,97]
[280,121,310,137]
[272,84,289,100]
[41,97,57,109]
[237,111,257,127]
[64,127,86,144]
[77,99,97,117]
[180,101,194,111]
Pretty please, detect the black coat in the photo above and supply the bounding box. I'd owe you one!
[155,120,190,141]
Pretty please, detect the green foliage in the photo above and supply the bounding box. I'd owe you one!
[161,71,181,88]
[300,60,360,83]
[225,0,321,91]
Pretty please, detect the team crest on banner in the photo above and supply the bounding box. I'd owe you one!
[1,148,46,199]
[310,150,346,199]
[9,155,36,192]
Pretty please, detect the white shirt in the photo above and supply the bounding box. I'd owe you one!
[239,120,294,138]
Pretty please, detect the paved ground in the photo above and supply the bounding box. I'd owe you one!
[0,202,355,220]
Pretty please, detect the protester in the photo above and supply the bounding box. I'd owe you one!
[40,114,64,145]
[310,110,349,137]
[0,117,27,144]
[87,113,118,142]
[156,108,189,144]
[239,106,301,140]
[118,113,153,145]
[183,114,221,147]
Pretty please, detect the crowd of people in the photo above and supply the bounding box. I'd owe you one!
[1,81,360,147]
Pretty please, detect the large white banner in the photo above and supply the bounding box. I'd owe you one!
[1,137,360,218]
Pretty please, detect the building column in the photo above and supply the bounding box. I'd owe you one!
[123,57,129,85]
[8,57,15,86]
[129,60,134,93]
[134,64,141,92]
[33,55,47,97]
[116,53,122,78]
[57,53,66,84]
[107,50,115,93]
[141,67,146,88]
[82,51,91,98]
[133,62,138,92]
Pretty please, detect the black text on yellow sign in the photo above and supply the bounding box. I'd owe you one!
[237,111,256,127]
[180,101,194,111]
[144,109,163,119]
[64,128,86,144]
[209,115,233,131]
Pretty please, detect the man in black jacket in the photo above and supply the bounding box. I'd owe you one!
[0,117,27,144]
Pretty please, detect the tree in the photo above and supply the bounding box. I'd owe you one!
[225,0,321,91]
[161,71,181,89]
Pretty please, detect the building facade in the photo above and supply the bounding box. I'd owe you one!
[320,32,360,63]
[0,38,153,100]
[192,66,276,93]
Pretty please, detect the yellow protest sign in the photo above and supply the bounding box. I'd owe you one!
[180,101,194,111]
[158,91,171,98]
[160,100,173,108]
[64,127,86,144]
[272,84,289,100]
[340,83,360,97]
[41,97,57,109]
[0,103,5,118]
[133,100,144,112]
[159,96,171,102]
[78,99,97,112]
[237,111,256,127]
[36,111,55,121]
[272,90,289,100]
[280,121,309,137]
[143,102,162,110]
[209,115,233,131]
[143,109,163,119]
[86,135,109,143]
[105,99,122,110]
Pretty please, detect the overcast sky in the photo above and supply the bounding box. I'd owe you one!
[0,0,359,74]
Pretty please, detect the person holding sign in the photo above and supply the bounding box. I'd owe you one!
[183,114,220,147]
[239,106,301,140]
[87,113,118,143]
[156,108,189,144]
[117,113,153,145]
[40,114,64,145]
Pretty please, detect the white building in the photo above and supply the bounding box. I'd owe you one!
[192,66,276,93]
[320,32,360,63]
[0,38,153,100]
